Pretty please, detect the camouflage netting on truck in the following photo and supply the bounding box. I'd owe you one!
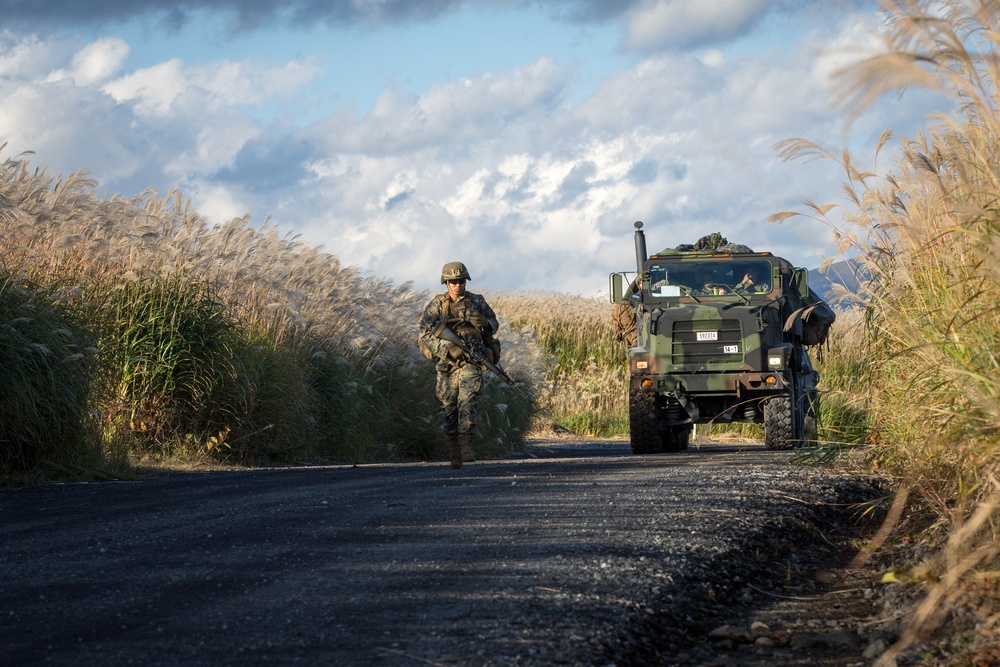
[671,232,754,255]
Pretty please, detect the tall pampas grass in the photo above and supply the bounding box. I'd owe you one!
[0,272,97,480]
[0,145,540,474]
[484,290,628,435]
[773,1,1000,662]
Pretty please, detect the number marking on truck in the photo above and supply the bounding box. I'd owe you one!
[723,345,739,354]
[697,331,718,341]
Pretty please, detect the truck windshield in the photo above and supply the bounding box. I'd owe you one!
[647,259,773,297]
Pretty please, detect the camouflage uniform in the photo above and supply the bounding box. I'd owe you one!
[418,263,498,468]
[612,275,641,348]
[612,301,638,347]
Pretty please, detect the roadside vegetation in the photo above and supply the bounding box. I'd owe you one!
[771,1,1000,663]
[483,290,628,437]
[0,157,541,481]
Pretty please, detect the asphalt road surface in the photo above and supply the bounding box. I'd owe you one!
[0,439,879,666]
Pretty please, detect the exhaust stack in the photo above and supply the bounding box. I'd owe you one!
[633,220,647,274]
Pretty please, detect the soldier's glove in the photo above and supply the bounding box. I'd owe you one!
[465,311,490,335]
[454,322,483,344]
[443,341,466,361]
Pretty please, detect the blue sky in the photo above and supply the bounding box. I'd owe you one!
[105,6,628,118]
[0,0,943,294]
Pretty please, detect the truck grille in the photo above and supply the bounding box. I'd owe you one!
[672,319,743,366]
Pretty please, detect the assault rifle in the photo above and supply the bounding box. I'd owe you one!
[432,322,518,387]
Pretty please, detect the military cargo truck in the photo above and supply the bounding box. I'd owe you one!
[609,222,835,453]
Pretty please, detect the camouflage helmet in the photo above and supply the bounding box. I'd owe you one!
[441,261,471,284]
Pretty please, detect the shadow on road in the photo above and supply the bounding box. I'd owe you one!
[522,436,785,463]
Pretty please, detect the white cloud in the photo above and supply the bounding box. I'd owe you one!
[811,13,886,89]
[261,30,872,292]
[318,57,570,154]
[699,49,726,68]
[103,59,187,115]
[191,184,249,223]
[104,56,320,117]
[0,36,141,184]
[0,32,78,79]
[624,0,773,51]
[41,37,128,87]
[167,119,263,179]
[67,37,130,85]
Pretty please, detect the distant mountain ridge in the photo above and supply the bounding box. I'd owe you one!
[808,259,866,305]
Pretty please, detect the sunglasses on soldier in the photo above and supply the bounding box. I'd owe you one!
[446,279,467,285]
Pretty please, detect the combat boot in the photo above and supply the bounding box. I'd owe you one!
[461,434,476,463]
[450,434,463,469]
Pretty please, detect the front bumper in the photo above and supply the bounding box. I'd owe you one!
[630,371,789,395]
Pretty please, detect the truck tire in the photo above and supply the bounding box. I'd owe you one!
[660,426,691,453]
[629,387,661,454]
[763,394,803,450]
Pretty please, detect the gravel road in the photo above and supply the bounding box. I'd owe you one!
[1,439,884,667]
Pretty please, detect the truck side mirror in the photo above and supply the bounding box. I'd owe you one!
[791,268,810,299]
[609,273,625,303]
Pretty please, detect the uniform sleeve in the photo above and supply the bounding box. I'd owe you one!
[418,297,451,363]
[417,297,441,335]
[418,297,443,337]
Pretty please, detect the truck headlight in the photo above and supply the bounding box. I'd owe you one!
[767,346,790,370]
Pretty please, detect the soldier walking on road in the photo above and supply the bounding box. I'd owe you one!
[418,262,499,469]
